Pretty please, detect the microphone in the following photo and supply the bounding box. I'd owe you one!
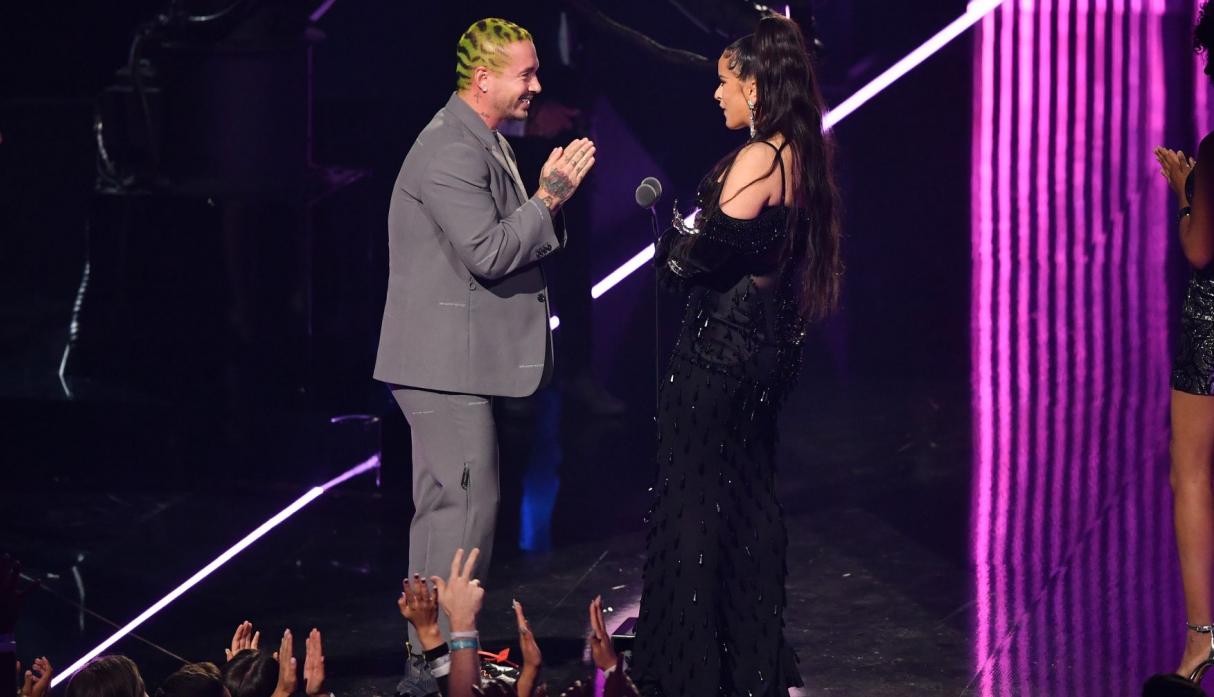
[633,176,664,421]
[634,176,663,209]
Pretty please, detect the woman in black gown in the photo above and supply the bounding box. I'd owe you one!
[631,14,842,697]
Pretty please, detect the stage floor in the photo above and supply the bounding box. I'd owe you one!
[0,364,1181,696]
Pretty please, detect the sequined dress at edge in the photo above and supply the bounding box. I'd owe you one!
[631,158,807,697]
[1174,169,1214,395]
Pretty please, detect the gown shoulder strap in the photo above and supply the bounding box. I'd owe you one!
[752,140,788,204]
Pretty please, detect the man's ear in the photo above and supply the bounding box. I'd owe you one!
[473,65,490,93]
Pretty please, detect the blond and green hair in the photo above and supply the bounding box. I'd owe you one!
[455,18,533,91]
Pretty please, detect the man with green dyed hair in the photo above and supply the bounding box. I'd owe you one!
[454,18,533,92]
[374,16,596,643]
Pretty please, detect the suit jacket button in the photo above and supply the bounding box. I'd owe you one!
[538,293,546,303]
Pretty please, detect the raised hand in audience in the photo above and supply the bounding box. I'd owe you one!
[432,548,484,697]
[271,630,297,697]
[512,600,542,697]
[303,629,327,697]
[587,596,617,672]
[431,548,484,633]
[225,621,262,661]
[20,656,52,697]
[398,574,443,651]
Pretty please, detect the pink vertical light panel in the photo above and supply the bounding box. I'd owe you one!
[971,2,1174,694]
[1030,0,1053,690]
[1013,5,1035,694]
[994,1,1014,687]
[970,2,997,693]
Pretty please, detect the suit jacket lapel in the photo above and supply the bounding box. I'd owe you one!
[495,133,529,202]
[445,92,527,205]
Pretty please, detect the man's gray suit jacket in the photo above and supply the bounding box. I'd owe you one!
[374,93,564,397]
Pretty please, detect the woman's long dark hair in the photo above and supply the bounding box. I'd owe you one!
[701,14,842,322]
[1197,1,1214,55]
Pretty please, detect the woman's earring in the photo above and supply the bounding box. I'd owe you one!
[747,99,756,137]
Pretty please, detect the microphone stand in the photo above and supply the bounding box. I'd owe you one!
[648,205,661,429]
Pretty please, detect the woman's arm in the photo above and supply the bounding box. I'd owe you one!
[718,142,786,220]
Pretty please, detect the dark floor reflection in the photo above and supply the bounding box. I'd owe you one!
[970,4,1178,695]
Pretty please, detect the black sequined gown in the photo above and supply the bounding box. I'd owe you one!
[1174,169,1214,395]
[632,154,806,697]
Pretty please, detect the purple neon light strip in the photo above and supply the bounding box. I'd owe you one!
[1091,3,1112,687]
[1092,2,1112,694]
[993,3,1012,690]
[1106,0,1124,683]
[591,244,656,300]
[971,5,995,693]
[50,455,381,688]
[1050,0,1070,585]
[1011,2,1031,692]
[1114,0,1129,511]
[1151,0,1171,661]
[549,0,1007,329]
[972,2,1173,690]
[1071,0,1091,680]
[1030,2,1051,688]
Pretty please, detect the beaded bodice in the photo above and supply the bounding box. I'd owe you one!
[656,201,807,396]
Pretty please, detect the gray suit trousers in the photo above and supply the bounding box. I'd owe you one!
[391,386,498,644]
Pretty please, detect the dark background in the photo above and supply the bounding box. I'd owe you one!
[0,1,973,689]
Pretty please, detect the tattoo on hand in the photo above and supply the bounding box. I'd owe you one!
[541,171,575,202]
[539,193,561,212]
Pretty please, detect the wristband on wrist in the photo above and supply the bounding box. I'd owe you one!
[449,630,478,639]
[449,638,479,652]
[423,643,450,662]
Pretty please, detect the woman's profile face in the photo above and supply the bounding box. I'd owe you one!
[714,53,756,132]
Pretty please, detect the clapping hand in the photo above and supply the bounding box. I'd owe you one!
[304,629,327,697]
[271,630,297,697]
[225,621,261,661]
[20,657,52,697]
[513,600,542,697]
[398,574,442,651]
[587,596,617,672]
[1155,146,1197,202]
[536,139,596,213]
